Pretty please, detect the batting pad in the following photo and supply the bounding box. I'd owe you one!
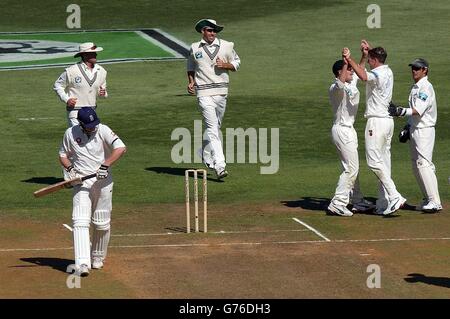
[73,205,91,267]
[92,210,111,260]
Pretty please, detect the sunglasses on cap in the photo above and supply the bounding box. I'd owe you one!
[411,65,425,71]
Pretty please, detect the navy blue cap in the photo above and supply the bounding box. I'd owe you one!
[409,58,429,69]
[77,107,100,129]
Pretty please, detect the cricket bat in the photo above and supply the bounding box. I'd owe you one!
[33,173,97,198]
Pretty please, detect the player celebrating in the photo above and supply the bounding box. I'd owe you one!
[186,19,241,179]
[54,42,108,127]
[344,40,406,216]
[389,58,442,213]
[327,49,375,217]
[59,107,126,276]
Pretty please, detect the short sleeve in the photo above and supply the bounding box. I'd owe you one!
[366,70,378,83]
[101,125,126,149]
[413,87,432,116]
[59,130,72,158]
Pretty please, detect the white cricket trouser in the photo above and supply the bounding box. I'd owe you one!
[365,117,401,210]
[330,125,364,207]
[67,109,79,127]
[68,116,78,127]
[72,176,113,267]
[410,126,441,205]
[198,95,227,170]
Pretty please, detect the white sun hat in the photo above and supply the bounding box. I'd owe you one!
[74,42,103,58]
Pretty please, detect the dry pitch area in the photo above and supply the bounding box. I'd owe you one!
[1,201,449,298]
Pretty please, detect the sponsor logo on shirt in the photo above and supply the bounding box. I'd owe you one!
[195,51,203,59]
[418,92,428,101]
[344,87,352,96]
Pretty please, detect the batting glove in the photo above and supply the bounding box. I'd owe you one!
[65,165,78,180]
[64,165,82,187]
[97,164,109,179]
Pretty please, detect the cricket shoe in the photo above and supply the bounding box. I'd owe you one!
[418,198,428,210]
[215,168,228,179]
[92,257,104,270]
[327,203,353,217]
[352,199,375,213]
[79,264,90,277]
[422,201,442,213]
[382,196,407,216]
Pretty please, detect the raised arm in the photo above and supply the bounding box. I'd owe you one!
[343,47,368,82]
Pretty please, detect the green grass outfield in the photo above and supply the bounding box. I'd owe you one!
[0,0,448,213]
[0,0,449,299]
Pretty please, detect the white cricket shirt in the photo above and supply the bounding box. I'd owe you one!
[365,64,393,118]
[59,123,125,175]
[329,74,360,127]
[408,76,437,128]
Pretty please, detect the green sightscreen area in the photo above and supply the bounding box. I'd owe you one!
[0,31,175,68]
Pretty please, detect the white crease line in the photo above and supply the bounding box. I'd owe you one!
[215,229,309,234]
[62,224,73,232]
[2,237,450,253]
[18,117,57,121]
[111,229,309,237]
[292,218,331,242]
[0,247,72,252]
[112,232,182,237]
[111,242,264,249]
[334,237,450,243]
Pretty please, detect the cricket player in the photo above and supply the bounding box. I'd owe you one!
[344,40,406,216]
[54,42,108,127]
[59,107,126,276]
[389,58,442,213]
[327,50,375,217]
[187,19,241,179]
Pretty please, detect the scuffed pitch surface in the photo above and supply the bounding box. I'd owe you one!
[1,202,449,298]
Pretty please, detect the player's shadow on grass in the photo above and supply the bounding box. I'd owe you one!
[281,197,330,211]
[404,273,450,289]
[145,167,223,182]
[18,257,73,274]
[21,177,63,185]
[281,196,392,215]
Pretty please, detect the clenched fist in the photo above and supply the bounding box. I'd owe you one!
[342,47,351,59]
[67,98,77,108]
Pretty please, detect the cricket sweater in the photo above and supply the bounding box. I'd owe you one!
[187,38,240,97]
